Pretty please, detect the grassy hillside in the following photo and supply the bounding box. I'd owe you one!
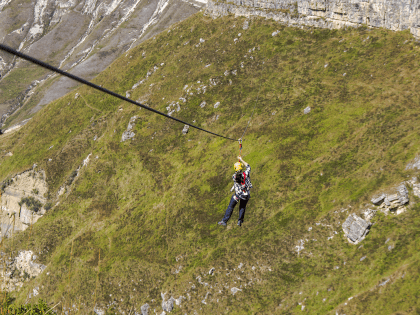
[1,13,420,314]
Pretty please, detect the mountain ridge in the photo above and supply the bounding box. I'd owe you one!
[0,0,203,129]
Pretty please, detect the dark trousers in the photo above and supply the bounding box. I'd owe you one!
[222,195,249,224]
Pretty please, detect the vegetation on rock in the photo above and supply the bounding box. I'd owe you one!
[18,197,43,212]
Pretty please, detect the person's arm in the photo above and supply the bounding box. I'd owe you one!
[237,156,248,167]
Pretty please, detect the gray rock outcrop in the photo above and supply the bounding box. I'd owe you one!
[0,250,46,292]
[205,0,420,39]
[121,116,137,142]
[140,303,150,315]
[182,125,190,134]
[1,0,204,127]
[161,292,175,312]
[342,214,371,244]
[406,156,420,170]
[0,169,48,233]
[372,184,409,215]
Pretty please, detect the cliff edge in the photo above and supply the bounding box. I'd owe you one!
[205,0,420,38]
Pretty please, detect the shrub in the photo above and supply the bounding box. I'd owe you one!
[18,197,43,212]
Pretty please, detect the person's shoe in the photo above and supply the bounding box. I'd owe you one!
[237,221,242,227]
[218,221,227,226]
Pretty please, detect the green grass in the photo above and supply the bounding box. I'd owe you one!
[1,13,420,314]
[0,65,49,125]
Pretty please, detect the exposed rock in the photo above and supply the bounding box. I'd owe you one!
[140,303,149,315]
[205,0,420,39]
[303,106,311,114]
[161,293,174,312]
[214,102,220,108]
[93,306,105,315]
[231,287,242,295]
[342,214,371,244]
[1,250,46,292]
[0,169,48,233]
[199,101,207,108]
[174,296,185,306]
[83,153,92,167]
[397,184,409,205]
[405,156,420,170]
[371,193,385,205]
[387,193,398,202]
[396,207,406,215]
[374,184,410,214]
[295,239,305,255]
[2,0,203,128]
[379,279,390,286]
[209,267,215,275]
[363,208,377,221]
[121,116,137,142]
[2,119,32,135]
[242,20,250,30]
[166,102,181,116]
[182,125,190,135]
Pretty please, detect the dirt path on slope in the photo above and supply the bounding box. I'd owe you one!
[79,94,102,112]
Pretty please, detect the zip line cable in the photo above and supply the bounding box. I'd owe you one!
[0,44,236,141]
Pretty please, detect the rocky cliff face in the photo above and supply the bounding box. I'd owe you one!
[0,0,205,128]
[205,0,420,38]
[0,168,49,235]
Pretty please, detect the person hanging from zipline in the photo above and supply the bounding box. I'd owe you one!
[218,155,252,227]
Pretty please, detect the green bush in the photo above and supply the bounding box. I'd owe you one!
[18,196,43,212]
[6,299,55,314]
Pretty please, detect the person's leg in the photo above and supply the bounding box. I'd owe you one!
[222,195,238,223]
[238,198,249,224]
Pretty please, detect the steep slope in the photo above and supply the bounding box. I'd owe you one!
[0,0,203,130]
[1,13,420,314]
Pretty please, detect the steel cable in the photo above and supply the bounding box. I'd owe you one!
[0,44,236,141]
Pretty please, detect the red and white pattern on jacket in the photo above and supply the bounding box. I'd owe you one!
[232,164,252,200]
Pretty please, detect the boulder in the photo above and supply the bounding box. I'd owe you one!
[342,214,371,244]
[182,125,189,135]
[140,303,149,315]
[371,193,385,205]
[161,293,174,312]
[397,184,409,205]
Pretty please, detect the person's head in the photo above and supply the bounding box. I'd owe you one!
[234,162,243,172]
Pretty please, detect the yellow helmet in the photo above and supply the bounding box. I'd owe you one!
[234,162,243,172]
